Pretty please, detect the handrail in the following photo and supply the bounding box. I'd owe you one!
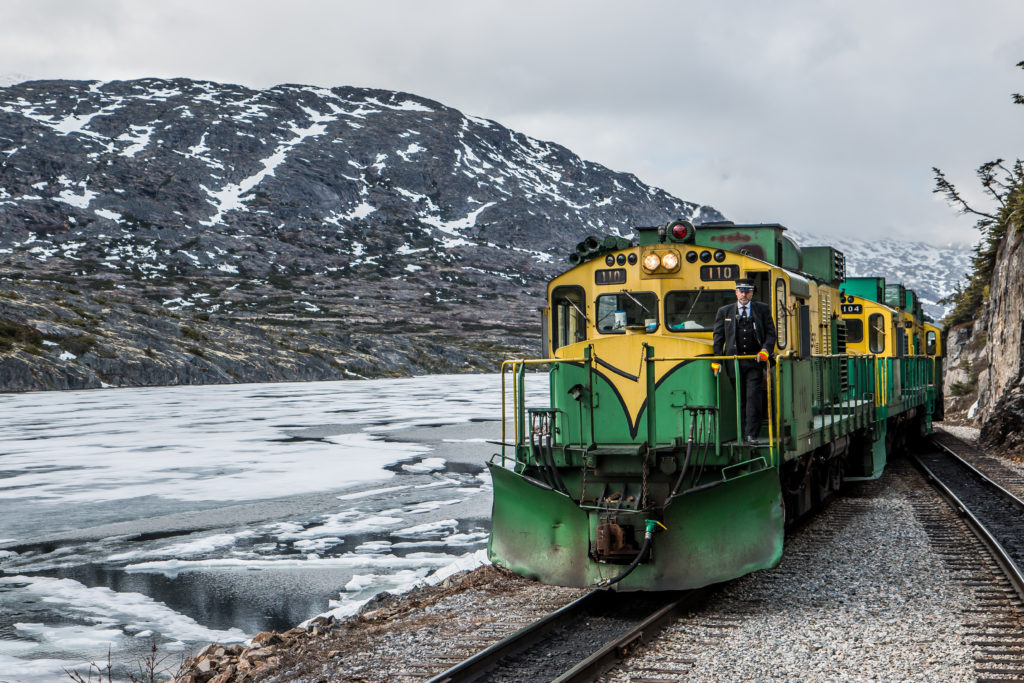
[500,357,587,464]
[774,358,783,466]
[766,365,775,467]
[500,352,881,468]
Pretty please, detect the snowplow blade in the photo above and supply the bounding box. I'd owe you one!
[487,461,784,590]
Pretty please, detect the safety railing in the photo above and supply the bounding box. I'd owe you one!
[501,350,881,472]
[499,357,585,466]
[648,352,770,462]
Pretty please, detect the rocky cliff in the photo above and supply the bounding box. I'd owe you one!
[972,223,1024,452]
[942,191,1024,453]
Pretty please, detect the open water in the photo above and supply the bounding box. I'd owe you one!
[0,374,547,682]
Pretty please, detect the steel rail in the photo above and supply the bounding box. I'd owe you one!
[427,590,603,683]
[931,438,1024,513]
[427,588,709,683]
[911,439,1024,605]
[553,589,706,683]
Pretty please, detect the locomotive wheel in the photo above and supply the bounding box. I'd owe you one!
[812,456,830,506]
[829,457,842,492]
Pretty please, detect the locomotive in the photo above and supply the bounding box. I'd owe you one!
[487,220,944,591]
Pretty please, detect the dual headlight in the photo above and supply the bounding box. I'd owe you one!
[642,250,680,274]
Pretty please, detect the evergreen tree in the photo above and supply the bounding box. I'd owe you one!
[934,61,1024,328]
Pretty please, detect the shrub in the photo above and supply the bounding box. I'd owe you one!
[0,319,42,346]
[62,335,99,356]
[181,326,203,341]
[949,378,978,397]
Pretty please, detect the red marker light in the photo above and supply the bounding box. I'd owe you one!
[672,223,689,240]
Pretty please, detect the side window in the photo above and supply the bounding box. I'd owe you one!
[926,330,937,355]
[846,318,864,344]
[551,285,586,351]
[595,292,658,333]
[868,313,885,354]
[775,278,787,349]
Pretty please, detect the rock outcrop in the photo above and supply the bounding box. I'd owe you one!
[942,211,1024,454]
[976,223,1024,452]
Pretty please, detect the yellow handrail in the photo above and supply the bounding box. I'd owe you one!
[766,365,775,467]
[500,357,586,462]
[500,353,879,467]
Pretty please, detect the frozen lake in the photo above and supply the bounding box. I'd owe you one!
[0,374,544,682]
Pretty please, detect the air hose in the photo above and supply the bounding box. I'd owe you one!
[597,519,667,588]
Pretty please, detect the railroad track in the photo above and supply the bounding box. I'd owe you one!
[426,436,1024,682]
[912,436,1024,682]
[913,437,1024,601]
[427,588,711,683]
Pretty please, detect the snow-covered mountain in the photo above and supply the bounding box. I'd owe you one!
[0,78,970,390]
[790,231,973,320]
[0,78,717,278]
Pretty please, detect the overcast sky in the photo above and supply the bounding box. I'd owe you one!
[3,0,1023,246]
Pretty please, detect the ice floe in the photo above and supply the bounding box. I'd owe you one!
[0,575,248,644]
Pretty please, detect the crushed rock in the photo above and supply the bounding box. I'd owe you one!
[174,564,584,682]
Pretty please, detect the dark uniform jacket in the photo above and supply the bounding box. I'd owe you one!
[712,300,778,378]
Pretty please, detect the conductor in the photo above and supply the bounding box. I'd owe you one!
[712,278,777,444]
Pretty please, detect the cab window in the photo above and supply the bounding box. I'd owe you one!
[596,292,658,333]
[926,330,937,355]
[846,318,864,344]
[868,313,885,354]
[664,289,733,332]
[775,278,788,349]
[551,285,586,350]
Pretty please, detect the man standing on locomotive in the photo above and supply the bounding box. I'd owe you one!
[712,278,777,444]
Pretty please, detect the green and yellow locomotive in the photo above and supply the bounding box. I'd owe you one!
[487,220,943,591]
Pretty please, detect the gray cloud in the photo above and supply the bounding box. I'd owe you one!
[3,0,1023,245]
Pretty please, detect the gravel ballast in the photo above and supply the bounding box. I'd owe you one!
[600,463,978,681]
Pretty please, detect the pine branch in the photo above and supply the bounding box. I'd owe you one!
[933,167,998,219]
[978,159,1009,208]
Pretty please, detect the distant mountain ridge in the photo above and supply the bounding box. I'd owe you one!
[0,78,968,390]
[789,231,972,320]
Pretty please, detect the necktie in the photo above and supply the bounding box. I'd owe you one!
[741,306,747,318]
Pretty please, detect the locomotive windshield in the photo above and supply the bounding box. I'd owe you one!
[596,292,658,333]
[665,289,734,332]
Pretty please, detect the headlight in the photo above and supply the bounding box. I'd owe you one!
[661,252,680,271]
[643,253,661,272]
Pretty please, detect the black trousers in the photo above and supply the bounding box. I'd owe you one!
[733,359,765,441]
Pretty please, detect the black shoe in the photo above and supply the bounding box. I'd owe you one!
[745,436,759,445]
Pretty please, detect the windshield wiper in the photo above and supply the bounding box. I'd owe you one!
[684,286,704,321]
[620,289,653,316]
[560,298,590,323]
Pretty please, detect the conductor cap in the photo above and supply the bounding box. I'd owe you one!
[735,278,754,291]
